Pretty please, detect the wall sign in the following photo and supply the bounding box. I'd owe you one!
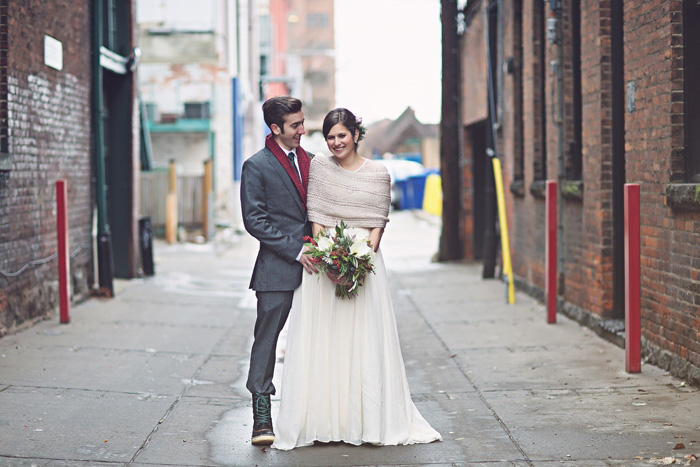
[44,35,63,71]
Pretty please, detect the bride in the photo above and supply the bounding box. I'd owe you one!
[272,108,441,450]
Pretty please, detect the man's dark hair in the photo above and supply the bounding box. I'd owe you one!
[262,96,303,132]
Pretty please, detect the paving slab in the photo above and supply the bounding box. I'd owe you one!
[0,345,208,395]
[486,385,700,460]
[207,392,523,466]
[0,459,53,467]
[0,386,174,463]
[135,397,241,466]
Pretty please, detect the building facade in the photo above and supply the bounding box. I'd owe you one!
[0,0,140,334]
[138,0,237,226]
[287,0,335,132]
[458,0,700,384]
[258,0,335,132]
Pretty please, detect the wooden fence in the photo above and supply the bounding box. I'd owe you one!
[140,172,203,230]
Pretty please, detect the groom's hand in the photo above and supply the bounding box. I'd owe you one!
[298,246,319,274]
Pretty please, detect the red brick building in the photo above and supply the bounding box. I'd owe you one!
[0,1,141,335]
[458,0,700,384]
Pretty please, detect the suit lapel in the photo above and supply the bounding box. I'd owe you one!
[265,150,305,213]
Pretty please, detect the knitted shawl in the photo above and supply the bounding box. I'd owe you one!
[307,154,391,229]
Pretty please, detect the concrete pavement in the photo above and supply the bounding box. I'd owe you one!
[0,210,698,466]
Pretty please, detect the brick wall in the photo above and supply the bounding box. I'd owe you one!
[460,0,700,383]
[461,1,488,128]
[507,0,548,289]
[568,0,614,316]
[0,0,7,167]
[459,1,488,259]
[0,0,93,335]
[625,0,700,377]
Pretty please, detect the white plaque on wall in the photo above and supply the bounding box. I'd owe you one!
[44,35,63,71]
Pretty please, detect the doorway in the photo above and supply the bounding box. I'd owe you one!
[103,70,135,278]
[469,120,488,261]
[611,0,626,318]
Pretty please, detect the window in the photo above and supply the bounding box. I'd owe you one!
[306,13,329,28]
[309,99,331,116]
[306,70,329,85]
[306,40,331,50]
[533,0,547,181]
[102,0,130,56]
[513,0,524,182]
[567,0,582,180]
[684,0,700,182]
[184,102,210,119]
[259,14,272,49]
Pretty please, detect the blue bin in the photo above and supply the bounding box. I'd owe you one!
[395,178,410,210]
[407,174,428,210]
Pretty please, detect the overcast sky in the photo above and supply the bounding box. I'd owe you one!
[334,0,442,125]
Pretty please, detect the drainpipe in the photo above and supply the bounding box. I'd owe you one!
[92,0,114,296]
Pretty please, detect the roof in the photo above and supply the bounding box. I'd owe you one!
[360,107,439,158]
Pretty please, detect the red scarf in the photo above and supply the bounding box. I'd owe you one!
[265,133,311,209]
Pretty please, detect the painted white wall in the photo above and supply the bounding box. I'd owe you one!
[137,0,216,30]
[150,133,209,174]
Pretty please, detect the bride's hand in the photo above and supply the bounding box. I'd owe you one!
[326,270,350,286]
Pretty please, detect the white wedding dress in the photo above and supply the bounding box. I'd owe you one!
[272,229,441,450]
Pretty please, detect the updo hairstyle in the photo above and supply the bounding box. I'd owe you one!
[322,108,367,148]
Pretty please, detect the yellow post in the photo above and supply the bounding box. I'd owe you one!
[492,157,516,304]
[165,159,178,244]
[202,159,213,241]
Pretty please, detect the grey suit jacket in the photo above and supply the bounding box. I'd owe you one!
[240,147,312,291]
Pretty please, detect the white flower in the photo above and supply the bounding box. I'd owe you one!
[345,228,369,241]
[316,235,334,252]
[350,238,372,257]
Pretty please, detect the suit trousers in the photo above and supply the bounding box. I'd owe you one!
[246,290,294,395]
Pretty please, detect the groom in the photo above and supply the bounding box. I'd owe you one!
[240,96,318,446]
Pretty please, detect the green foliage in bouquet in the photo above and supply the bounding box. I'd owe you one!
[303,220,376,299]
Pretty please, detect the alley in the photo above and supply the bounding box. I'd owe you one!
[0,211,699,466]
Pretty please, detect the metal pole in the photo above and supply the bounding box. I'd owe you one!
[492,157,516,304]
[546,180,557,323]
[93,0,114,297]
[624,184,641,373]
[56,180,70,324]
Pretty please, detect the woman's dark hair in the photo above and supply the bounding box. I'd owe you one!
[262,96,303,131]
[322,108,367,148]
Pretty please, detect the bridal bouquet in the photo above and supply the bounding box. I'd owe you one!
[303,221,376,299]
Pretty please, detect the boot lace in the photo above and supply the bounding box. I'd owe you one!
[253,394,271,425]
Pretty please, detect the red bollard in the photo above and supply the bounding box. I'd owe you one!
[56,180,70,324]
[625,184,641,373]
[546,180,557,324]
